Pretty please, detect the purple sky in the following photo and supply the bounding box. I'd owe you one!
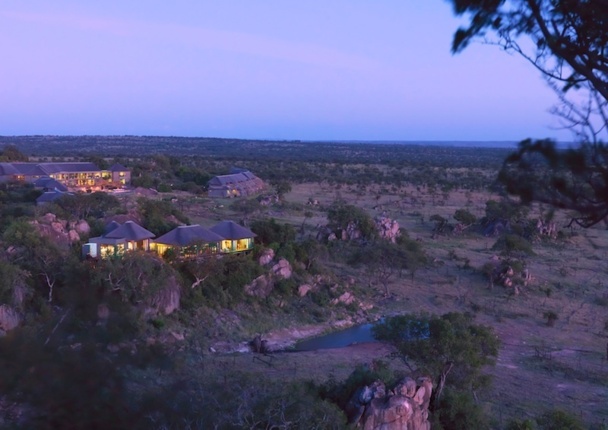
[0,1,570,141]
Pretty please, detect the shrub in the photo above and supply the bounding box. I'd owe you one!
[435,388,491,430]
[536,409,585,430]
[543,310,558,327]
[492,234,535,256]
[319,362,394,410]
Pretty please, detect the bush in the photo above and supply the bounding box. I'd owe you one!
[543,310,558,327]
[434,388,491,430]
[492,234,535,256]
[327,201,377,241]
[250,218,296,246]
[536,409,585,430]
[319,362,395,410]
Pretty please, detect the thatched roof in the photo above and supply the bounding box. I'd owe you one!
[154,225,223,246]
[104,221,155,241]
[209,220,256,240]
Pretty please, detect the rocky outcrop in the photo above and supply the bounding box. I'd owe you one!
[244,274,274,298]
[347,376,432,430]
[244,258,293,298]
[258,248,275,266]
[331,292,355,306]
[486,257,533,294]
[318,216,401,243]
[32,213,90,246]
[375,216,400,243]
[271,258,292,279]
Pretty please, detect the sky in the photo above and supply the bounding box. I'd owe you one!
[0,1,571,142]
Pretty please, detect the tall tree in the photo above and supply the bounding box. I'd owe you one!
[448,0,608,227]
[373,312,499,406]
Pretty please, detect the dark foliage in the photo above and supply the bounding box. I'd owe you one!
[449,0,608,227]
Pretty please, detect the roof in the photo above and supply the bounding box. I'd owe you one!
[10,163,47,176]
[0,163,20,176]
[38,162,100,174]
[36,190,67,204]
[209,220,256,240]
[33,177,68,192]
[208,172,253,187]
[109,163,128,171]
[104,221,155,241]
[154,224,224,246]
[3,162,101,176]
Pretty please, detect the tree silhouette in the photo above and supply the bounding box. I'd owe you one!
[448,0,608,227]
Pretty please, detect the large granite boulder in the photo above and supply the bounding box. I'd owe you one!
[347,376,432,430]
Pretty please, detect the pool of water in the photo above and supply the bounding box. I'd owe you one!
[292,317,429,351]
[293,323,378,351]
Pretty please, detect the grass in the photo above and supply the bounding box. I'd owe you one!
[172,182,608,427]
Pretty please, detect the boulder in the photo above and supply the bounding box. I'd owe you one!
[347,376,432,430]
[41,213,56,224]
[51,221,65,234]
[375,216,401,243]
[0,305,21,332]
[331,291,355,306]
[68,229,80,242]
[271,258,292,279]
[74,220,91,235]
[258,248,275,266]
[298,284,313,297]
[244,274,274,298]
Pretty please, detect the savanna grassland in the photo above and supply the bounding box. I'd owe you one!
[1,137,607,429]
[187,176,608,427]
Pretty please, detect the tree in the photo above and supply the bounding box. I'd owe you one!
[327,201,377,241]
[272,179,292,200]
[349,241,402,296]
[373,312,499,405]
[453,208,476,227]
[2,221,65,303]
[448,0,608,227]
[0,144,28,161]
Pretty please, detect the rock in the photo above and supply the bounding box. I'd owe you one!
[51,221,65,234]
[74,220,90,235]
[68,229,80,242]
[298,284,313,297]
[348,376,432,430]
[331,292,355,306]
[258,248,275,266]
[393,377,417,397]
[0,305,21,332]
[271,258,292,279]
[249,334,269,353]
[170,331,185,341]
[41,213,56,224]
[244,274,274,298]
[375,216,401,243]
